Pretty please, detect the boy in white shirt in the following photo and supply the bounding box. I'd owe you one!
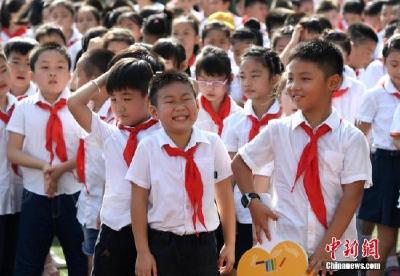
[232,40,371,275]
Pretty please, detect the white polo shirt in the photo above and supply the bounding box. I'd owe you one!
[7,89,83,196]
[89,112,160,231]
[359,60,386,90]
[125,127,232,235]
[239,110,371,261]
[195,94,242,134]
[333,75,366,124]
[357,75,400,150]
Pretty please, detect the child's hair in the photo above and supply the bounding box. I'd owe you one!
[266,8,294,34]
[244,0,268,8]
[231,27,258,46]
[104,6,133,28]
[86,0,104,12]
[17,0,45,27]
[271,0,293,9]
[288,39,343,78]
[382,33,400,58]
[343,1,365,15]
[243,18,263,46]
[78,5,101,24]
[364,0,383,17]
[81,26,108,52]
[106,58,154,96]
[284,11,306,26]
[271,25,294,49]
[201,21,231,41]
[29,43,71,71]
[242,46,285,76]
[79,49,115,77]
[195,45,231,80]
[316,0,339,13]
[299,17,324,35]
[117,11,143,28]
[149,71,196,106]
[152,38,186,69]
[347,22,378,45]
[172,15,200,36]
[142,12,171,39]
[35,23,67,45]
[49,0,75,16]
[4,37,38,58]
[315,15,333,31]
[0,0,26,28]
[322,30,352,57]
[384,22,398,39]
[102,27,135,48]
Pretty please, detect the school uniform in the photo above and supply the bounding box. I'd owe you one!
[332,75,366,124]
[359,60,386,90]
[222,99,280,265]
[343,65,356,79]
[0,26,28,43]
[6,88,87,276]
[357,75,400,227]
[239,109,371,261]
[195,94,242,135]
[390,104,400,209]
[76,100,112,256]
[125,126,232,276]
[88,112,160,276]
[0,93,19,276]
[67,27,82,70]
[14,81,38,101]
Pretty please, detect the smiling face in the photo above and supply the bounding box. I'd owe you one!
[8,52,31,92]
[384,49,400,90]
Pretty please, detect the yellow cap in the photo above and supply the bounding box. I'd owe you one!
[208,12,235,31]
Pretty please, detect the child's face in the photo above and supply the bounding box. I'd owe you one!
[119,19,142,43]
[50,6,74,33]
[203,30,230,52]
[322,10,339,28]
[106,41,131,54]
[172,22,199,61]
[380,4,397,27]
[150,82,198,135]
[232,41,252,66]
[197,72,229,102]
[348,40,376,69]
[239,58,277,101]
[110,89,150,126]
[286,59,340,113]
[72,59,91,90]
[76,9,99,35]
[343,13,362,26]
[38,34,66,46]
[280,89,298,116]
[0,59,11,98]
[384,49,400,90]
[7,52,32,91]
[244,3,269,23]
[32,50,71,96]
[274,36,291,54]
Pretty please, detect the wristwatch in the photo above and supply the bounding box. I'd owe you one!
[241,193,261,208]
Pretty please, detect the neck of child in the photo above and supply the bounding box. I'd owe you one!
[0,94,7,111]
[252,96,274,119]
[41,91,62,104]
[210,95,226,113]
[302,105,332,129]
[11,84,30,97]
[91,88,109,113]
[167,128,193,150]
[128,114,151,127]
[64,28,73,41]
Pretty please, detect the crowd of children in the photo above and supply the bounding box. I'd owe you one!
[0,0,400,275]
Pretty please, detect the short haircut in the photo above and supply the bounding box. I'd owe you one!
[272,25,294,49]
[288,39,343,78]
[315,15,333,31]
[242,46,285,76]
[102,27,135,49]
[81,26,108,52]
[104,6,133,28]
[382,33,400,58]
[244,0,268,8]
[152,38,186,68]
[347,22,378,44]
[142,12,171,38]
[316,0,339,13]
[231,27,258,45]
[195,46,231,79]
[149,71,196,106]
[343,1,365,15]
[322,30,352,56]
[299,17,324,34]
[117,11,143,27]
[284,12,306,26]
[106,58,154,96]
[29,43,71,71]
[364,0,383,16]
[35,24,67,45]
[79,49,115,77]
[4,37,38,58]
[266,8,294,33]
[201,21,231,41]
[49,0,75,16]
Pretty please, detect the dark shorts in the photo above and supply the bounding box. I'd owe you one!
[82,226,99,256]
[358,149,400,227]
[0,213,19,276]
[234,222,253,268]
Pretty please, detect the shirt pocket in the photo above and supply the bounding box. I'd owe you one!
[320,150,345,180]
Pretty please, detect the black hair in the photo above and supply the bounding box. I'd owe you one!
[382,33,400,58]
[195,46,231,80]
[35,23,67,45]
[244,0,268,8]
[364,0,384,17]
[49,0,75,16]
[152,38,186,69]
[0,0,26,28]
[316,0,339,13]
[106,58,154,96]
[299,17,324,34]
[266,8,293,34]
[271,25,293,50]
[382,0,398,7]
[347,22,378,44]
[149,71,196,106]
[102,27,135,49]
[108,45,165,72]
[384,22,398,39]
[322,30,352,56]
[85,0,104,12]
[81,26,108,52]
[104,6,133,28]
[117,11,143,27]
[4,37,38,58]
[284,11,306,26]
[288,39,343,78]
[142,12,171,39]
[16,0,44,27]
[201,21,231,41]
[242,46,284,76]
[78,5,101,24]
[79,49,115,78]
[343,1,365,15]
[29,43,71,71]
[243,18,263,46]
[172,15,200,35]
[231,27,258,45]
[315,15,333,31]
[271,0,293,9]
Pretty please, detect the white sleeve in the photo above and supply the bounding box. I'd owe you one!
[213,135,233,183]
[390,104,400,136]
[88,112,114,148]
[6,103,25,135]
[221,116,239,153]
[125,140,151,189]
[356,91,377,123]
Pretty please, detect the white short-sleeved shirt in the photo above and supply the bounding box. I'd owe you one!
[333,75,366,124]
[195,95,242,134]
[222,99,280,224]
[359,60,386,90]
[0,93,22,215]
[67,27,82,70]
[390,104,400,137]
[76,101,112,229]
[14,82,38,101]
[343,65,356,79]
[125,127,232,235]
[6,89,84,196]
[239,110,371,260]
[89,113,160,231]
[357,75,400,150]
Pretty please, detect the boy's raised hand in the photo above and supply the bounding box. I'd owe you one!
[249,200,278,244]
[135,251,157,276]
[218,243,234,274]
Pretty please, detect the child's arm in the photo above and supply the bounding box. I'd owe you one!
[67,72,109,132]
[279,24,302,66]
[131,184,157,276]
[356,121,372,137]
[307,180,364,275]
[214,177,236,274]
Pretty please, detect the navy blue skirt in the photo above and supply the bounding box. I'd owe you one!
[358,149,400,227]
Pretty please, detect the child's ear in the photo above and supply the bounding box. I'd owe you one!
[149,104,159,120]
[328,74,342,91]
